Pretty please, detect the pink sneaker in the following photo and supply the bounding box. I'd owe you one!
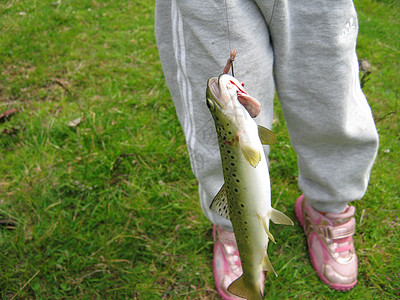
[212,225,245,300]
[295,195,358,291]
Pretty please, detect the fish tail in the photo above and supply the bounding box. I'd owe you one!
[227,275,263,300]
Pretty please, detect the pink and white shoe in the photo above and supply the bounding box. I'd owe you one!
[212,225,245,300]
[213,225,266,299]
[295,195,358,291]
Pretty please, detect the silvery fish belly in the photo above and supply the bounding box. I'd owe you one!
[206,74,294,300]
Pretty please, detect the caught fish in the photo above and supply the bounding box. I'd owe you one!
[206,74,294,300]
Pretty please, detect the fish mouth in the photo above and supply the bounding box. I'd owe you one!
[206,76,225,111]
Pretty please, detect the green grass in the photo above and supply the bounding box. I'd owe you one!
[0,0,398,298]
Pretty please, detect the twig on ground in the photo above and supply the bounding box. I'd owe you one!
[10,270,40,300]
[360,208,366,225]
[375,111,397,123]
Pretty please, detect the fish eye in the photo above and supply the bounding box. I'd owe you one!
[206,98,215,111]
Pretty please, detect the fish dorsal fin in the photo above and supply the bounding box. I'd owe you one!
[209,184,230,220]
[258,213,276,244]
[258,125,277,145]
[228,275,263,300]
[239,143,261,168]
[269,208,294,225]
[262,252,277,276]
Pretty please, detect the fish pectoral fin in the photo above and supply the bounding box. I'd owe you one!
[239,143,261,168]
[269,208,294,225]
[258,125,277,145]
[209,184,230,220]
[262,252,277,277]
[258,213,276,244]
[228,274,263,300]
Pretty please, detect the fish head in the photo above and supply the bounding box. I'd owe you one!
[206,74,261,118]
[206,75,238,143]
[206,74,261,139]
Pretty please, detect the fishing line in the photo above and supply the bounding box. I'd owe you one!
[224,0,232,53]
[223,0,235,77]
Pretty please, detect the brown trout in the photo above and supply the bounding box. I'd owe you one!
[207,74,293,299]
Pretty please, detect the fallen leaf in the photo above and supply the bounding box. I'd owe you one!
[68,116,85,127]
[0,108,18,122]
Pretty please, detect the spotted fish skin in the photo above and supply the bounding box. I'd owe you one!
[206,74,293,300]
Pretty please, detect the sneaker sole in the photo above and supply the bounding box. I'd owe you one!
[295,196,357,291]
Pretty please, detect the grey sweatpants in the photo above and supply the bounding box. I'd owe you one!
[155,0,378,230]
